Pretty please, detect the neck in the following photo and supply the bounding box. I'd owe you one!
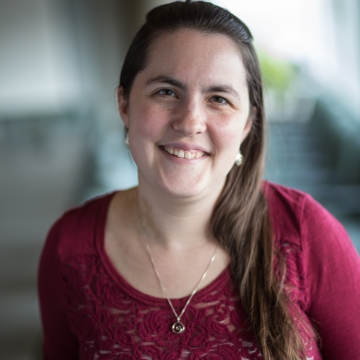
[136,181,223,250]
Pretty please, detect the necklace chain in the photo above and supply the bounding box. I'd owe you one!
[139,218,217,334]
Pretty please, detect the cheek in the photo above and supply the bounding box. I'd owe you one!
[129,103,168,140]
[209,115,246,150]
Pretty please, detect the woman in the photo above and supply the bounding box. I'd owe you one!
[38,1,360,359]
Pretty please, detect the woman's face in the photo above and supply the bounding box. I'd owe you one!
[119,29,252,200]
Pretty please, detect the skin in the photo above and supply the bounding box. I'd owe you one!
[119,29,252,201]
[105,29,253,298]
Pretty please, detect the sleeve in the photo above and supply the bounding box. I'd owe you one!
[38,218,79,360]
[302,195,360,359]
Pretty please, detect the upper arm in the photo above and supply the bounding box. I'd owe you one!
[302,196,360,359]
[38,220,79,360]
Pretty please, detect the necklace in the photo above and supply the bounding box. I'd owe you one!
[142,233,217,334]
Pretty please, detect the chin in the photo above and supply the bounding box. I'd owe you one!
[158,174,226,201]
[138,163,227,200]
[160,181,206,199]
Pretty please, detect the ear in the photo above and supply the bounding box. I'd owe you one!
[241,106,257,142]
[117,86,129,127]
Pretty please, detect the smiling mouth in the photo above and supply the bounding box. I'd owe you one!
[161,146,205,159]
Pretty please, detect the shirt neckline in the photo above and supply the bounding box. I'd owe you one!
[94,191,232,306]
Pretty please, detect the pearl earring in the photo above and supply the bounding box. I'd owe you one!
[124,134,129,148]
[235,151,243,166]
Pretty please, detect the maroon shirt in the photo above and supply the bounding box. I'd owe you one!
[38,182,360,359]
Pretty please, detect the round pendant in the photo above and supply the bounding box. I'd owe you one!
[172,321,185,334]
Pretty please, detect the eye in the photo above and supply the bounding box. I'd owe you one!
[210,96,229,105]
[157,89,176,97]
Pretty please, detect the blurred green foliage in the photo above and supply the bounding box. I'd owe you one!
[257,48,299,92]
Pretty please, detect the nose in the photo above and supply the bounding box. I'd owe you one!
[172,98,206,136]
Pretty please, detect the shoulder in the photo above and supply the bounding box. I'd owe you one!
[262,181,360,314]
[46,192,116,262]
[262,181,310,246]
[56,192,115,233]
[262,181,345,249]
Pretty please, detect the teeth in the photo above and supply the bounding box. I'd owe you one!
[164,146,204,159]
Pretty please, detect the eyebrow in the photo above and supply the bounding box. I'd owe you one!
[204,85,240,99]
[145,75,240,100]
[145,76,186,91]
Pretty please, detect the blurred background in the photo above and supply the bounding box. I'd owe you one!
[0,0,359,359]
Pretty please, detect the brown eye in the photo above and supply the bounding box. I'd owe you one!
[211,96,228,104]
[158,89,176,97]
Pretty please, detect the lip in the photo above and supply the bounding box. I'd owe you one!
[159,142,210,154]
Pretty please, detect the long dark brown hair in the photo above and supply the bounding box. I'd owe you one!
[119,1,311,358]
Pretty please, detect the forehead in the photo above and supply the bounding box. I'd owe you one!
[137,29,248,88]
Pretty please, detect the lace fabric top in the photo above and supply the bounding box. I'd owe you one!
[38,182,360,359]
[63,255,262,360]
